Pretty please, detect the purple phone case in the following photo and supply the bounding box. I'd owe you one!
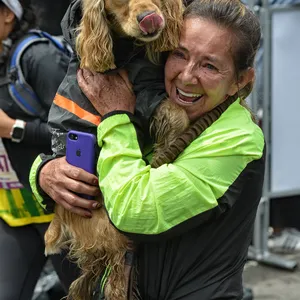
[66,130,96,174]
[66,130,96,200]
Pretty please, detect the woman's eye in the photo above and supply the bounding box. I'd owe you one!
[204,63,217,71]
[172,50,185,59]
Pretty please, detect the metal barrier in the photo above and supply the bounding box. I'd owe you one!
[247,0,300,271]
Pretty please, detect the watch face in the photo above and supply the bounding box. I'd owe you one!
[12,127,24,140]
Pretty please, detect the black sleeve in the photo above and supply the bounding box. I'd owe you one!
[127,54,168,137]
[19,41,69,146]
[21,41,70,111]
[22,118,52,146]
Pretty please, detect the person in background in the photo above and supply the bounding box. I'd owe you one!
[0,0,78,299]
[31,0,265,298]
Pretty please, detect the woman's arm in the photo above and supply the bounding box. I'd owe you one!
[96,110,265,241]
[24,42,100,213]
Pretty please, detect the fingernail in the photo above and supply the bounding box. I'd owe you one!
[92,202,101,209]
[84,213,92,218]
[93,179,99,185]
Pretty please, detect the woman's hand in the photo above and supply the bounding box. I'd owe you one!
[0,109,16,139]
[39,156,102,218]
[77,69,136,116]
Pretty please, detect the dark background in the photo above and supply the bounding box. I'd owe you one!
[32,0,71,35]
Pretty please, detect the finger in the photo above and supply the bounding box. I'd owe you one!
[118,70,134,94]
[60,190,100,212]
[60,198,93,218]
[77,68,86,87]
[82,68,93,80]
[66,178,101,197]
[63,165,99,187]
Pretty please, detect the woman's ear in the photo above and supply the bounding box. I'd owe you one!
[4,6,16,24]
[228,67,255,96]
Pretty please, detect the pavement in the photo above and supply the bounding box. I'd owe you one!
[243,252,300,300]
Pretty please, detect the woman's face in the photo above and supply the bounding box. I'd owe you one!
[165,17,245,121]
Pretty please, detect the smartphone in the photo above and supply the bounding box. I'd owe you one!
[66,130,97,199]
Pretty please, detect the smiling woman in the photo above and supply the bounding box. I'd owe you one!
[31,0,265,299]
[165,7,256,122]
[165,17,246,121]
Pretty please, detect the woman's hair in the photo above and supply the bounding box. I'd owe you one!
[184,0,261,100]
[0,0,38,64]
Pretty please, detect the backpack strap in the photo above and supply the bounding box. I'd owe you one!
[7,30,71,122]
[8,32,50,121]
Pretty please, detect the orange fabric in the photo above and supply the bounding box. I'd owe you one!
[54,94,101,126]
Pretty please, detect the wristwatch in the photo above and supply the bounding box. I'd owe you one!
[10,119,25,143]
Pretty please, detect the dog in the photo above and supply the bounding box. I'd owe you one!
[76,0,184,73]
[44,0,186,299]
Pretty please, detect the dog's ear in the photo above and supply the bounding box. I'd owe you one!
[76,0,116,72]
[146,0,184,61]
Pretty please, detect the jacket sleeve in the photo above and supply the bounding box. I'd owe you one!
[20,41,70,147]
[126,55,168,139]
[29,153,56,211]
[48,54,100,156]
[23,42,70,211]
[21,41,70,111]
[29,55,100,211]
[48,54,168,156]
[96,107,265,242]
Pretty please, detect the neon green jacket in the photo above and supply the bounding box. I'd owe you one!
[97,99,264,238]
[94,99,265,299]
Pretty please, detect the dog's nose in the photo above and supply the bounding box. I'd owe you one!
[137,11,156,23]
[137,11,164,34]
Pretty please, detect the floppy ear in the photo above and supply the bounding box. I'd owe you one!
[146,0,184,62]
[76,0,115,72]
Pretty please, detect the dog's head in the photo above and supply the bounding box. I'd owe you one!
[77,0,184,72]
[106,0,166,42]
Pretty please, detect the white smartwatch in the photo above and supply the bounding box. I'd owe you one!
[10,119,25,143]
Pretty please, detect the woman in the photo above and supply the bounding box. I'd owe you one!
[32,0,265,299]
[0,0,78,299]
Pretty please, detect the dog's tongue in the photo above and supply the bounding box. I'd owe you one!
[139,13,163,34]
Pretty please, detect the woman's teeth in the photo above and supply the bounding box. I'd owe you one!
[177,88,202,97]
[177,88,203,103]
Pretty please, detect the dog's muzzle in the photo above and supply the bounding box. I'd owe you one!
[137,11,164,35]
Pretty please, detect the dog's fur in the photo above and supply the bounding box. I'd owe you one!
[44,1,185,299]
[76,0,184,73]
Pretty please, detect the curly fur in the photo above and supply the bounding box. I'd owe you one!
[76,0,184,72]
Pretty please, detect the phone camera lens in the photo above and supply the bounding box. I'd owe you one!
[69,133,78,140]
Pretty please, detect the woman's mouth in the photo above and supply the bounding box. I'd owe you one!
[176,88,203,104]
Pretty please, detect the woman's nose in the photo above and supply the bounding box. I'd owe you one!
[178,65,198,86]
